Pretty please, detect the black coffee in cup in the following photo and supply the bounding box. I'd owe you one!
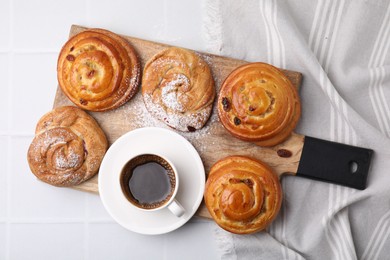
[120,154,176,210]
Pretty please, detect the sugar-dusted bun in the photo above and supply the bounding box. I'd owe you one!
[57,28,140,111]
[204,156,282,234]
[142,47,215,132]
[27,106,108,186]
[218,62,301,146]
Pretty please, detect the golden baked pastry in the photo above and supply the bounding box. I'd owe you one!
[57,28,140,111]
[27,106,108,186]
[142,47,215,132]
[218,62,301,146]
[204,156,282,234]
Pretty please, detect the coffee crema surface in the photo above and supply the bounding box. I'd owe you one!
[120,154,176,209]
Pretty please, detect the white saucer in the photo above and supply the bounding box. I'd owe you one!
[98,127,205,235]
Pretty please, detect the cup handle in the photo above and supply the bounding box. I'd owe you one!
[168,199,185,217]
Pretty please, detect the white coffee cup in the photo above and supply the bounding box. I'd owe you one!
[119,153,185,217]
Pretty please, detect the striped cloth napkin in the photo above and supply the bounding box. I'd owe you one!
[203,0,390,259]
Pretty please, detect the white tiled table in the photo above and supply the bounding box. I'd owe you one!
[1,1,219,259]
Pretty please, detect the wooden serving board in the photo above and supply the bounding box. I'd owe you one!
[53,25,303,219]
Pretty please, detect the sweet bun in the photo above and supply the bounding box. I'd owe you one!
[27,106,108,186]
[204,156,282,234]
[218,62,300,146]
[57,28,140,111]
[142,47,215,132]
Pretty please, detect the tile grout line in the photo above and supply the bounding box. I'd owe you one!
[84,193,89,260]
[5,137,11,260]
[163,232,168,260]
[86,0,91,26]
[163,0,168,41]
[1,50,58,54]
[7,218,115,224]
[0,133,34,137]
[5,0,14,258]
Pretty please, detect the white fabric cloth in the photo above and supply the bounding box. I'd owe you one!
[203,0,390,259]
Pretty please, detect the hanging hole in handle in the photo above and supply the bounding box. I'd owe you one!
[349,161,359,174]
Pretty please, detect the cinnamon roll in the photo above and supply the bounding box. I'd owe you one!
[27,106,108,186]
[204,156,282,234]
[57,28,140,111]
[218,62,301,146]
[142,47,215,132]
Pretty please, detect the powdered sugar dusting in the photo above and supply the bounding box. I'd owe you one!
[106,87,219,154]
[119,93,165,128]
[160,73,190,112]
[54,149,82,169]
[31,129,85,171]
[143,93,211,132]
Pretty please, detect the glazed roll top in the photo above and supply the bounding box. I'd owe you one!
[57,29,140,111]
[204,156,282,234]
[218,62,301,146]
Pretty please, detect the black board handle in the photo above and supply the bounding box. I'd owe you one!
[296,136,373,190]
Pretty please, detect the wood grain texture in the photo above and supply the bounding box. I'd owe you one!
[53,25,304,219]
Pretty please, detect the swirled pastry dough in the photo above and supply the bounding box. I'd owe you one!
[142,47,215,132]
[204,156,282,234]
[27,106,108,186]
[57,29,140,111]
[218,63,301,146]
